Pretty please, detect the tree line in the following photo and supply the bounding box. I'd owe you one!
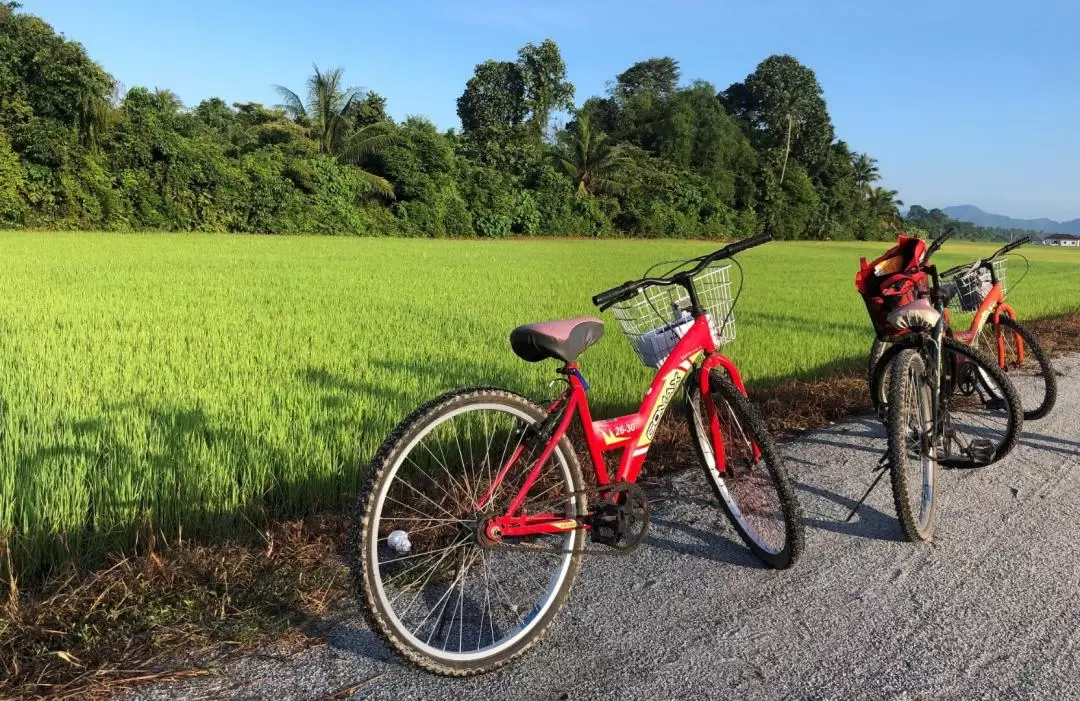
[0,3,1016,241]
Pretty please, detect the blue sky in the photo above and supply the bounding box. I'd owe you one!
[22,0,1080,220]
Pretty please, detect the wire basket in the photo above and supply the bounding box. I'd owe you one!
[940,258,1007,313]
[610,263,736,368]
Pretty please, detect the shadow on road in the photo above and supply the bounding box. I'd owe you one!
[1019,432,1080,458]
[645,517,767,569]
[795,481,903,542]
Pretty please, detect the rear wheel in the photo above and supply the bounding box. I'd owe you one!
[974,315,1057,421]
[348,387,586,676]
[685,369,805,569]
[868,337,892,420]
[939,337,1023,467]
[886,349,938,541]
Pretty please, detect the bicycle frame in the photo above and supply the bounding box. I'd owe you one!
[943,262,1025,367]
[473,313,754,540]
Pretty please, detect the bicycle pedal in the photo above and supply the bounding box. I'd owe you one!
[966,438,995,466]
[586,483,649,552]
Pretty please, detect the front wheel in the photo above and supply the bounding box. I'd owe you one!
[685,369,805,569]
[886,349,939,541]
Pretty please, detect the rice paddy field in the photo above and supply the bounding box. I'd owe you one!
[2,231,1079,582]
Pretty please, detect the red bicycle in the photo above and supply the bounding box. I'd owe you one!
[348,233,805,676]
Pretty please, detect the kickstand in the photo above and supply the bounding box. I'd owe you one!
[843,454,890,523]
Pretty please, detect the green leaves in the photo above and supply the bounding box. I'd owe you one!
[549,114,628,197]
[0,129,26,226]
[458,39,574,147]
[0,3,923,242]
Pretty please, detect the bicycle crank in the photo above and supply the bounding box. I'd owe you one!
[476,482,652,556]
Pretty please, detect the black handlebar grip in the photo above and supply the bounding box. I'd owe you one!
[925,227,956,260]
[725,231,774,257]
[1003,235,1032,254]
[592,282,639,309]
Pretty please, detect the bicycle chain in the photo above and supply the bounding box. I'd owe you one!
[479,482,651,557]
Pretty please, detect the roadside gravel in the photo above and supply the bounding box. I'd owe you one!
[121,354,1080,701]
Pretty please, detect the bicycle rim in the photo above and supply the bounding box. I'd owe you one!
[364,399,580,665]
[685,370,803,566]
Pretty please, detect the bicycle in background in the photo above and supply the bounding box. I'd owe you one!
[868,235,1056,422]
[853,228,1023,541]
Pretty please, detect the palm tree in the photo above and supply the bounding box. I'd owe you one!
[868,186,904,228]
[274,64,397,198]
[550,115,627,196]
[852,153,880,193]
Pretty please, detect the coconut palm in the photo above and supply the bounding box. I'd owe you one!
[550,115,627,196]
[274,64,397,197]
[852,153,880,192]
[869,186,904,228]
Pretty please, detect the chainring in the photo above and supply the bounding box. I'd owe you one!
[478,481,652,556]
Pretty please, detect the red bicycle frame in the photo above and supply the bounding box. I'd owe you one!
[474,313,757,540]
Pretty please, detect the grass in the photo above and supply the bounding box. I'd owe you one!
[1,231,1079,589]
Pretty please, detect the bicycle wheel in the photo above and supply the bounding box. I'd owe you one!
[868,336,893,419]
[348,387,586,676]
[684,369,805,569]
[973,315,1057,421]
[886,348,939,541]
[939,336,1023,468]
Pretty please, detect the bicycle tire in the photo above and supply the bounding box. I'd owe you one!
[938,336,1023,467]
[886,348,939,541]
[347,386,586,677]
[684,369,805,569]
[868,336,891,419]
[993,315,1057,421]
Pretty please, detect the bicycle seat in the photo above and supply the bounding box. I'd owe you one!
[510,317,604,363]
[886,298,941,331]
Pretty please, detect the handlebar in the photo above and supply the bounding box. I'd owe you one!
[991,235,1032,259]
[591,232,773,311]
[936,234,1032,280]
[922,227,956,263]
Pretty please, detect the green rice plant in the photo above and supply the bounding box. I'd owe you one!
[1,232,1077,583]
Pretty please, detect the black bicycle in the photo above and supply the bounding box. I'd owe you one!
[852,228,1024,541]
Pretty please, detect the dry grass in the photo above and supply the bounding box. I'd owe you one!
[0,517,349,701]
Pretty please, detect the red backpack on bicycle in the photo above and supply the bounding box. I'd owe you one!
[856,235,931,338]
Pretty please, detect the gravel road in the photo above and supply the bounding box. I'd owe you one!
[123,354,1080,701]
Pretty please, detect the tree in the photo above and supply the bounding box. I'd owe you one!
[0,128,26,225]
[868,186,904,229]
[721,54,834,184]
[457,60,527,140]
[653,81,757,208]
[550,114,627,196]
[516,39,574,141]
[274,65,396,197]
[614,57,680,103]
[852,153,879,193]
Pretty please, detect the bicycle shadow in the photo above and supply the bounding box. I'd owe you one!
[794,481,903,542]
[644,516,768,569]
[1018,432,1080,458]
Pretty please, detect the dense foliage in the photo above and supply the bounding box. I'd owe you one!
[0,3,989,241]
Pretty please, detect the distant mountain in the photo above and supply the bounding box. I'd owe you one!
[943,205,1080,235]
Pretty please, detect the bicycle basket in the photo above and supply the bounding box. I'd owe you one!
[610,263,736,368]
[940,258,1006,313]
